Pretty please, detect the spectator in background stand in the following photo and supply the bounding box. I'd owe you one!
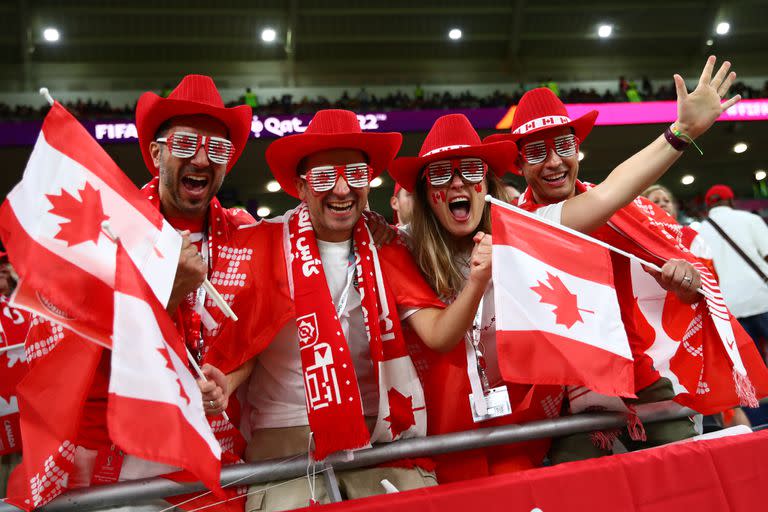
[504,184,521,203]
[626,82,642,102]
[390,183,414,226]
[245,87,258,108]
[697,184,768,355]
[642,184,713,269]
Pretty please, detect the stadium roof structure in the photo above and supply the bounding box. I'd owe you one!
[1,0,766,90]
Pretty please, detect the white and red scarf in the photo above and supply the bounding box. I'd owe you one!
[286,204,427,460]
[519,182,768,419]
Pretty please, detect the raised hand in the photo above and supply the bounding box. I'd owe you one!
[469,231,493,287]
[675,56,741,140]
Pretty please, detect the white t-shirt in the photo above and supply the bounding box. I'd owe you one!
[247,239,414,429]
[696,206,768,317]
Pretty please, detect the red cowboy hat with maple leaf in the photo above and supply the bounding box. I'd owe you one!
[136,74,252,176]
[483,87,598,175]
[389,113,517,193]
[265,109,402,198]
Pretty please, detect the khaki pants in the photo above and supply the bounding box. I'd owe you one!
[244,426,437,512]
[549,378,698,464]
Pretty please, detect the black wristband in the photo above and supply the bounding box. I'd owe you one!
[664,125,689,151]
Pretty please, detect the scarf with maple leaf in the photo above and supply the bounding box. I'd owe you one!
[287,204,427,461]
[519,181,768,426]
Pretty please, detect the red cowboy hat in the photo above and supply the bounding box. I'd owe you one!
[136,74,252,176]
[389,114,517,193]
[265,109,402,198]
[483,88,598,174]
[705,184,735,206]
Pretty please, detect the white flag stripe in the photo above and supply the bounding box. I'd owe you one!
[494,244,633,360]
[7,132,180,306]
[111,292,220,458]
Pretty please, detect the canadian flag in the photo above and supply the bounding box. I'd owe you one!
[491,202,635,397]
[0,101,181,346]
[0,296,30,457]
[108,241,222,494]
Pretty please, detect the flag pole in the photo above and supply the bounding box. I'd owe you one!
[102,222,231,422]
[485,196,715,301]
[39,87,54,106]
[0,342,24,354]
[203,279,238,321]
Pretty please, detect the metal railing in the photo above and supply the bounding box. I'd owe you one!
[0,401,709,511]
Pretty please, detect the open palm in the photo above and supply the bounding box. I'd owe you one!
[675,56,741,140]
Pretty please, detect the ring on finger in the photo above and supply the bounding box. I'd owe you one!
[209,400,216,409]
[683,275,693,285]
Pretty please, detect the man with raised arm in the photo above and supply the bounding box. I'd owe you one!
[486,57,767,462]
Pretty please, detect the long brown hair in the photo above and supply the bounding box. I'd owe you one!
[410,172,510,298]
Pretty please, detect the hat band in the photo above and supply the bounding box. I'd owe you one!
[512,115,572,135]
[422,144,470,157]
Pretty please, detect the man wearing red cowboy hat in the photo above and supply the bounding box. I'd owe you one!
[486,57,768,462]
[15,75,266,510]
[207,109,496,511]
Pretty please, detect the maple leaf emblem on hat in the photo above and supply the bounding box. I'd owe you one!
[46,182,110,247]
[383,387,424,438]
[531,272,593,329]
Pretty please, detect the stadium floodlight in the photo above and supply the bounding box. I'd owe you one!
[716,22,730,35]
[681,175,695,185]
[448,28,462,40]
[733,142,748,154]
[257,206,271,217]
[261,28,277,43]
[266,180,281,192]
[598,24,613,38]
[43,27,60,42]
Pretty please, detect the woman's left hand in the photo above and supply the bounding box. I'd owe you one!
[469,231,493,287]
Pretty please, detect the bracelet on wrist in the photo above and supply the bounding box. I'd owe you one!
[664,124,704,155]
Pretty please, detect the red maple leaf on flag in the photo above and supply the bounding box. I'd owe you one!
[531,272,593,329]
[157,346,191,406]
[45,182,110,247]
[383,387,423,438]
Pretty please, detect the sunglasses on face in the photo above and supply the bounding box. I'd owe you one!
[156,131,234,165]
[424,158,488,187]
[301,162,372,193]
[521,134,579,165]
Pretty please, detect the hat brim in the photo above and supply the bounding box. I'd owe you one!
[265,132,402,198]
[389,140,518,193]
[482,110,598,175]
[136,92,253,176]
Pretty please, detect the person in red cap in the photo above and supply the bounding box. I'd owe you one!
[487,57,761,462]
[698,184,768,353]
[390,183,413,226]
[206,109,496,511]
[18,74,261,510]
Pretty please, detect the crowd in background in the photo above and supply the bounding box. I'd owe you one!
[1,79,766,121]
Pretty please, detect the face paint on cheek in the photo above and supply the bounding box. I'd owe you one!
[431,191,447,204]
[474,184,482,193]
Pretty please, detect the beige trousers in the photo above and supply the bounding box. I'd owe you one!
[244,425,437,512]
